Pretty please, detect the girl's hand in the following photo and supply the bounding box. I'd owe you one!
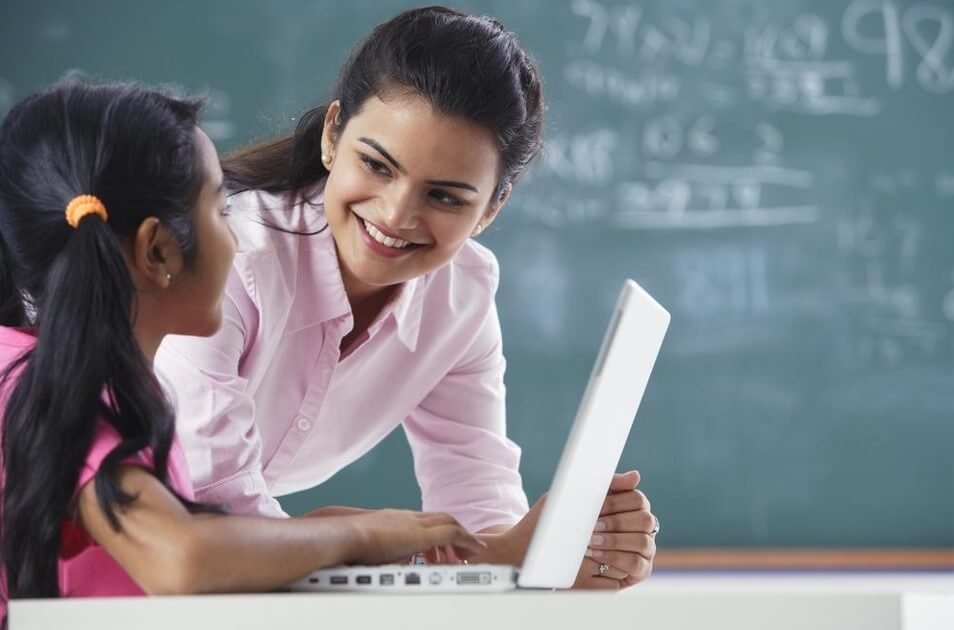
[339,509,486,566]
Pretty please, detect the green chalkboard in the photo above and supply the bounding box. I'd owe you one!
[2,0,952,548]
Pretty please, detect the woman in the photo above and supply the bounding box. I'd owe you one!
[0,78,482,617]
[156,6,658,588]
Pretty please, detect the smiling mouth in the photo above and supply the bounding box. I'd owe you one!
[355,213,425,251]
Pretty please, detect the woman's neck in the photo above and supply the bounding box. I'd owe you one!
[339,268,399,355]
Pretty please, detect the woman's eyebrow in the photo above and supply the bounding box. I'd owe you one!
[428,179,478,193]
[359,137,405,173]
[358,137,479,193]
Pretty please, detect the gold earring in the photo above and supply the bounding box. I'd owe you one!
[166,273,172,282]
[322,153,332,166]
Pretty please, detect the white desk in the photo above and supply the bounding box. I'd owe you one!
[10,572,953,630]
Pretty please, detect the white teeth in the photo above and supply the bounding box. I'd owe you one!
[362,218,410,249]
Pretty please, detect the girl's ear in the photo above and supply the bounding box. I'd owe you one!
[130,217,184,289]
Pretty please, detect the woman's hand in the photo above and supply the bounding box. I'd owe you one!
[576,470,657,590]
[472,470,658,590]
[337,509,486,566]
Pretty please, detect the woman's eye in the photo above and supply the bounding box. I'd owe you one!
[361,155,391,177]
[430,190,463,207]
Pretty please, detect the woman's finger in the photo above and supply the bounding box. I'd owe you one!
[600,489,650,516]
[587,548,645,577]
[573,558,626,591]
[589,532,656,559]
[607,470,640,493]
[595,508,656,534]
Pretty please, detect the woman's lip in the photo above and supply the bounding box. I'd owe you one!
[353,212,425,246]
[353,211,424,258]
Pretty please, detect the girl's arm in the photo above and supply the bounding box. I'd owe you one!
[78,465,484,594]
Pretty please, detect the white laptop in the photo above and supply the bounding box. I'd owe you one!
[289,279,670,593]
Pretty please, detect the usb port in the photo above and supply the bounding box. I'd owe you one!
[380,573,395,585]
[330,576,348,585]
[404,572,421,585]
[356,575,372,585]
[308,577,319,584]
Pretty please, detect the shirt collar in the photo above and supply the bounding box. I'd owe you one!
[381,274,426,353]
[266,183,351,332]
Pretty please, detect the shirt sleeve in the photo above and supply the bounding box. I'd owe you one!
[76,420,152,496]
[155,269,287,518]
[402,301,530,533]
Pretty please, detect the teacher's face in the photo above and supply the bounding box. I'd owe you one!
[320,93,509,299]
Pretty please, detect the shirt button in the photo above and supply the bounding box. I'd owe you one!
[296,417,312,432]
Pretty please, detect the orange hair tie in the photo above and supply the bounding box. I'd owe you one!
[65,194,108,228]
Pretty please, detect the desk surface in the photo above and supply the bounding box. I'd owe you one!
[10,573,953,630]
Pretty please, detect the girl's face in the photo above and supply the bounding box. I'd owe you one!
[321,94,509,301]
[167,128,238,337]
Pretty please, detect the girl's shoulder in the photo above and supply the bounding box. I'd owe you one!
[0,326,36,389]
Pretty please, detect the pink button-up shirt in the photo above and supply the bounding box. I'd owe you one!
[155,181,528,532]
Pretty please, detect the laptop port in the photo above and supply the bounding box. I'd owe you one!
[379,573,395,585]
[308,577,319,584]
[404,572,421,585]
[428,572,442,585]
[456,571,492,585]
[329,576,348,585]
[356,575,372,585]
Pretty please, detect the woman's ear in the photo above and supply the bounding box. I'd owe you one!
[321,100,342,168]
[130,217,184,290]
[473,182,511,236]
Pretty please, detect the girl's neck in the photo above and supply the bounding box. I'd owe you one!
[133,320,162,368]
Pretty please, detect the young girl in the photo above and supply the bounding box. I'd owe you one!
[0,78,483,618]
[156,6,658,589]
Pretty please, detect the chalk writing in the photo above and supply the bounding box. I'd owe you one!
[542,129,618,185]
[564,60,680,107]
[844,0,954,94]
[675,244,770,319]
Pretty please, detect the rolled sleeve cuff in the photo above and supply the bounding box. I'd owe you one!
[195,469,288,518]
[422,479,529,533]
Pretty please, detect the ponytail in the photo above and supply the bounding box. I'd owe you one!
[0,78,217,601]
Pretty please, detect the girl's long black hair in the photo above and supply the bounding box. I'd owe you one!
[0,78,213,602]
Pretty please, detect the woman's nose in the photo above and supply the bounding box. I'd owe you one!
[383,189,420,231]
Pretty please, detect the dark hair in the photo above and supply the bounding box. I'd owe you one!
[224,5,545,202]
[0,78,211,603]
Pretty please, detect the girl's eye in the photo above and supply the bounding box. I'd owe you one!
[430,190,464,208]
[361,155,391,177]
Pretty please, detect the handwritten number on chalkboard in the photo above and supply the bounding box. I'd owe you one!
[903,6,954,94]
